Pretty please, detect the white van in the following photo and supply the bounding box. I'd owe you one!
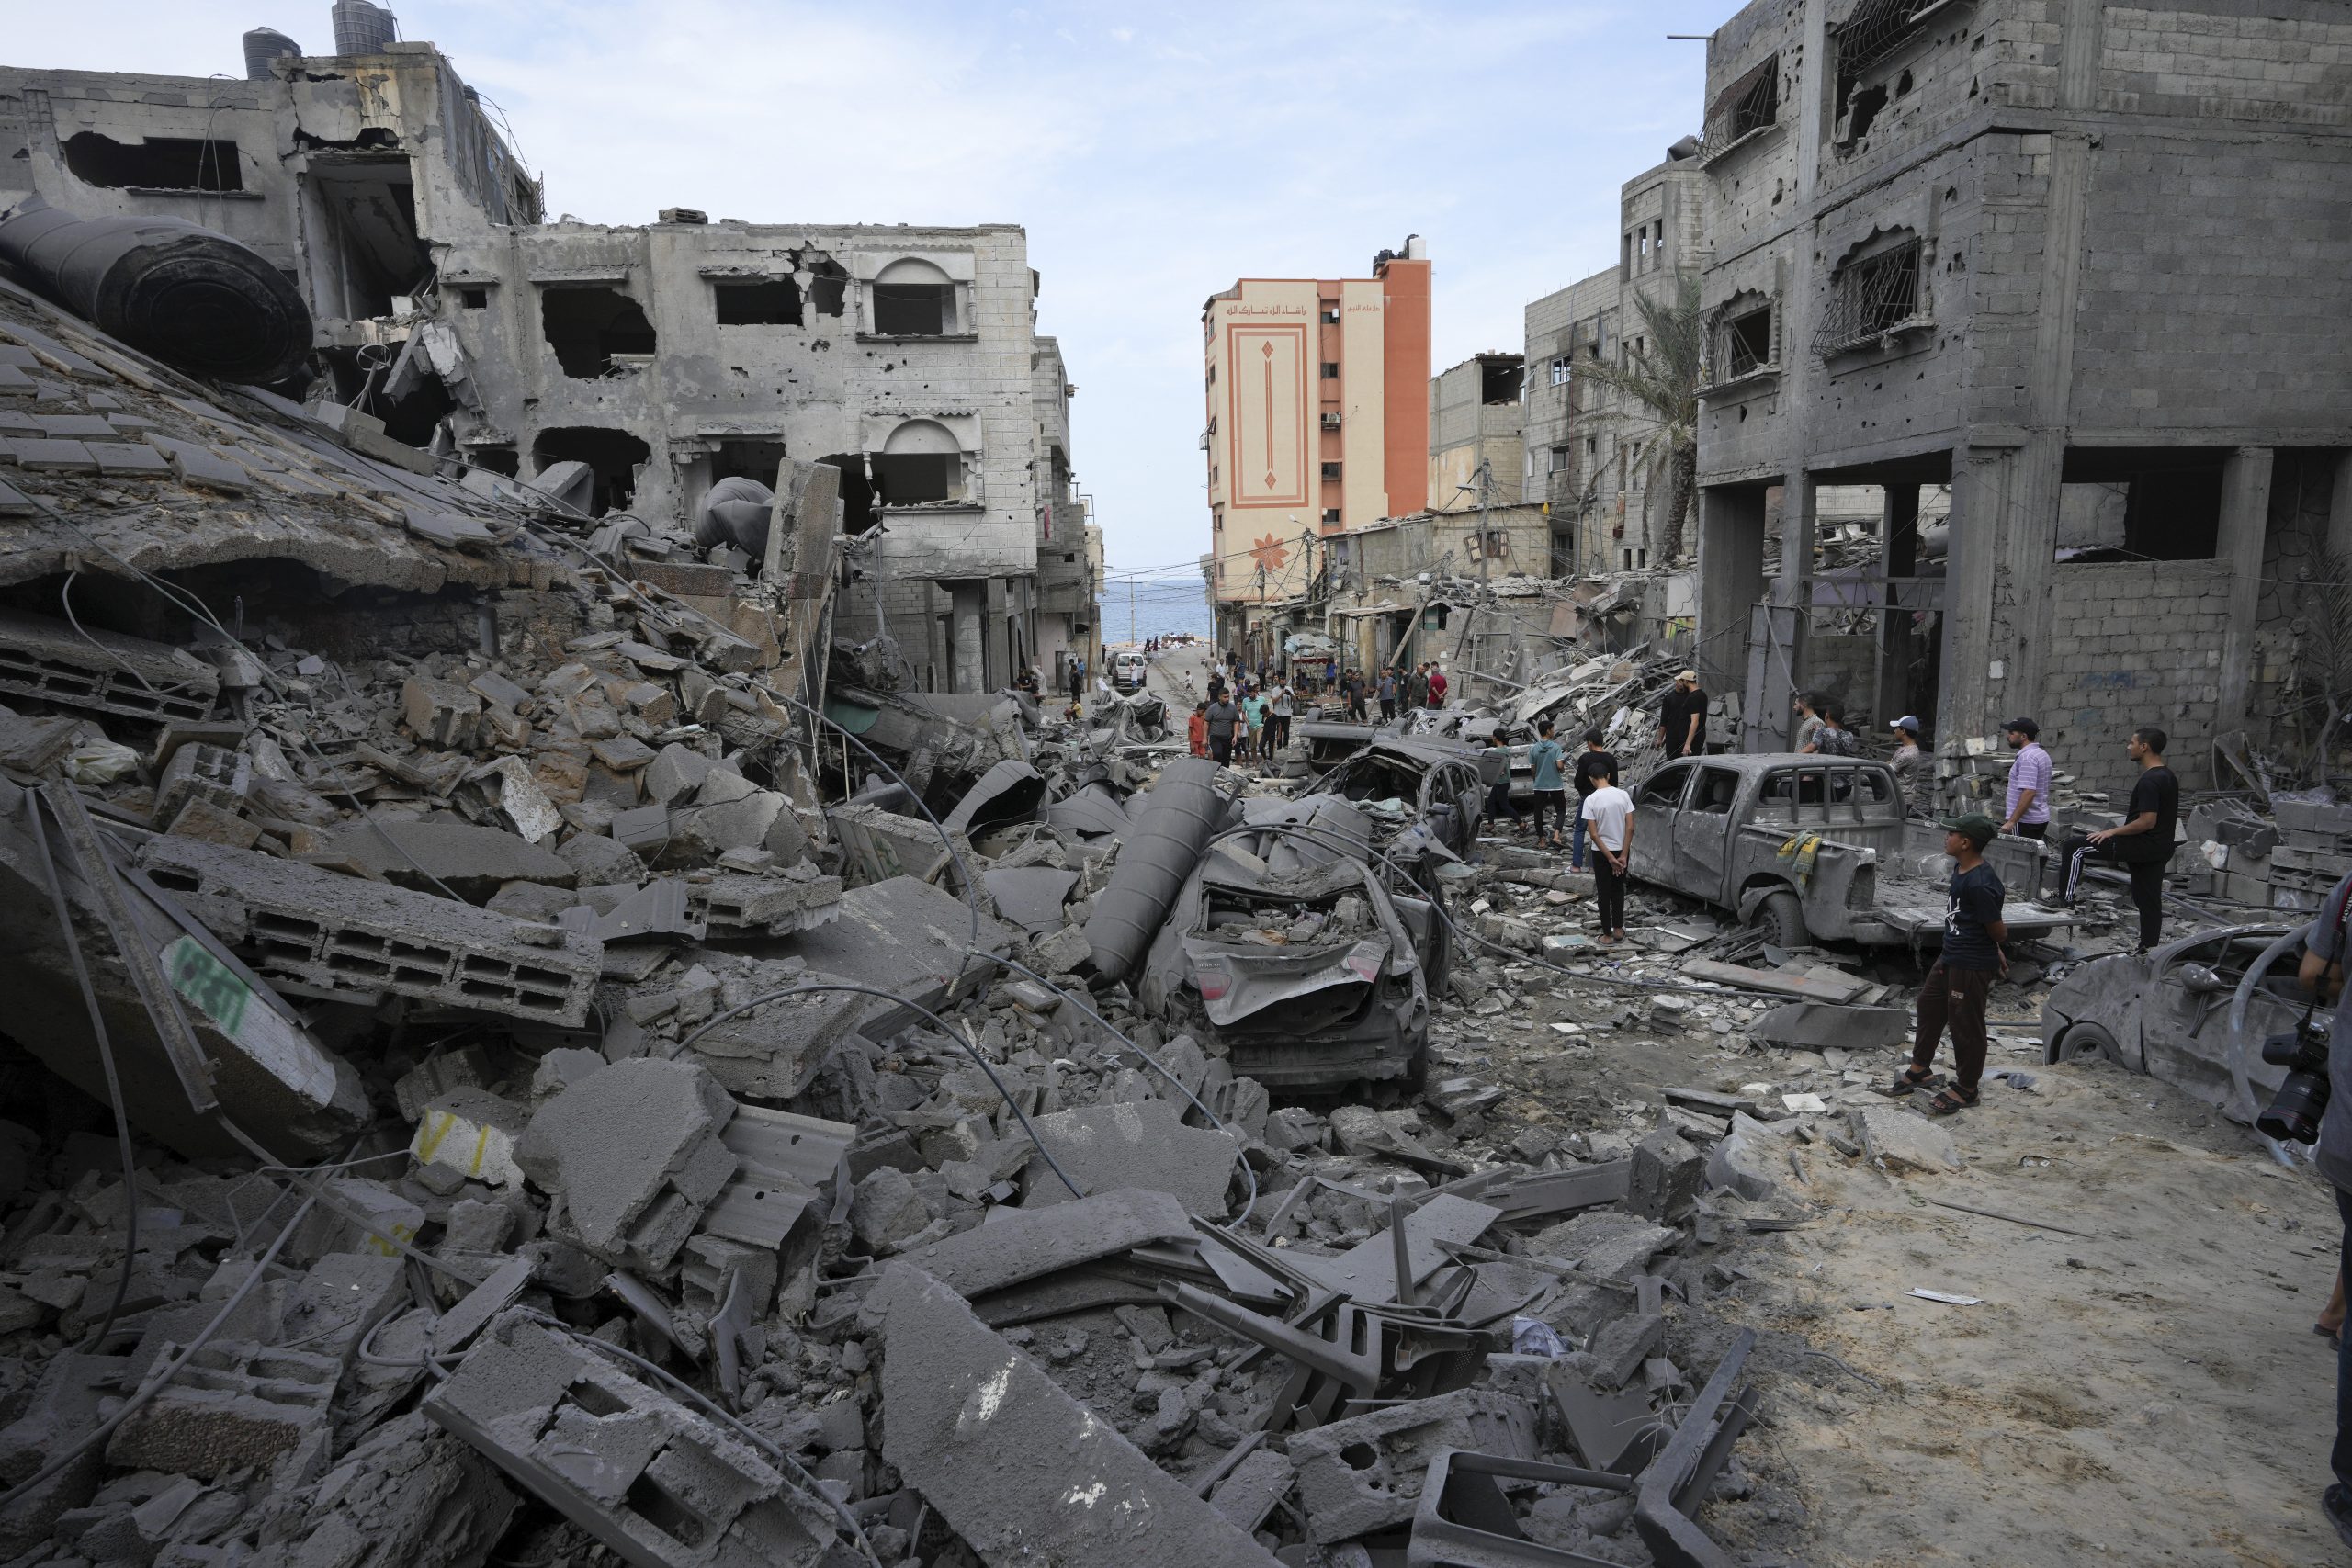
[1113,651,1148,692]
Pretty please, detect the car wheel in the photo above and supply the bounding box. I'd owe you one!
[2049,1021,2123,1067]
[1751,890,1809,948]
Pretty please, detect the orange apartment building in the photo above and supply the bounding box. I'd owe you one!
[1202,237,1430,650]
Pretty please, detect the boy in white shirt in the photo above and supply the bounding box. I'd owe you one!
[1580,764,1635,942]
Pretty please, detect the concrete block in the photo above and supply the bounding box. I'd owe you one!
[1629,1125,1705,1222]
[1707,1111,1785,1201]
[141,836,603,1027]
[1854,1104,1962,1173]
[645,743,716,803]
[401,676,481,750]
[872,1266,1282,1568]
[1750,1001,1913,1050]
[165,797,260,849]
[257,1410,517,1568]
[515,1058,738,1270]
[690,872,842,937]
[424,1309,837,1565]
[107,1340,339,1479]
[335,818,574,899]
[1290,1388,1537,1543]
[466,756,567,843]
[153,743,250,827]
[0,605,218,723]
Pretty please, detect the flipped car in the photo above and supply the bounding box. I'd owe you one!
[2040,923,2302,1123]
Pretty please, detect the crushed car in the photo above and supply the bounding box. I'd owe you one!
[1309,738,1491,872]
[1626,753,2077,949]
[2041,923,2302,1122]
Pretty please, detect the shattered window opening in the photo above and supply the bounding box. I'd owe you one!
[1705,54,1781,150]
[532,426,651,516]
[62,131,243,192]
[1813,235,1922,357]
[539,285,657,378]
[712,277,803,326]
[2056,448,2225,561]
[1713,299,1775,380]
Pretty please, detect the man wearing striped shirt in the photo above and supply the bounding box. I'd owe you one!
[2001,718,2052,841]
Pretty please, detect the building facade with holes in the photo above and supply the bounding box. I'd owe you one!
[1201,239,1431,659]
[1692,0,2352,798]
[1522,154,1706,583]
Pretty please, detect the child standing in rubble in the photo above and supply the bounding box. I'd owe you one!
[1188,702,1210,758]
[1887,813,2008,1114]
[1580,762,1634,943]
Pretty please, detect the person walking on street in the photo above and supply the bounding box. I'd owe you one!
[1427,665,1448,708]
[2053,726,2179,951]
[1348,670,1368,722]
[1240,686,1266,762]
[1885,813,2007,1114]
[2000,718,2053,840]
[1658,670,1707,760]
[1269,682,1295,753]
[1890,716,1927,814]
[1581,764,1634,943]
[1570,728,1618,873]
[1484,735,1525,838]
[1792,691,1825,753]
[1204,693,1239,766]
[1528,720,1568,851]
[1406,663,1430,710]
[1377,667,1397,722]
[1068,660,1084,703]
[1187,702,1209,759]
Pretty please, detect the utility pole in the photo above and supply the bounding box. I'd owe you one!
[1474,455,1494,586]
[1127,573,1136,647]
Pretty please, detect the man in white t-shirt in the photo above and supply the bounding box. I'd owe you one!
[1579,764,1635,942]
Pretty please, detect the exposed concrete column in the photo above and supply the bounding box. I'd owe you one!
[947,581,987,694]
[1753,476,1817,750]
[1695,485,1764,699]
[2214,446,2275,743]
[1877,485,1919,725]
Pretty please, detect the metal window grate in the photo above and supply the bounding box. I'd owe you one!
[1704,56,1781,150]
[1713,305,1775,380]
[1813,241,1921,356]
[1837,0,1928,77]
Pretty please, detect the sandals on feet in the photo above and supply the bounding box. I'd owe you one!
[1879,1066,1943,1097]
[1927,1086,1981,1116]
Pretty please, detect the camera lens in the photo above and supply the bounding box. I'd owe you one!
[2257,1072,2327,1145]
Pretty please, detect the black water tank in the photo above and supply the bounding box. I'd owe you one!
[243,27,300,79]
[0,198,312,384]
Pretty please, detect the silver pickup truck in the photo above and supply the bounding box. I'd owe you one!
[1626,753,2076,948]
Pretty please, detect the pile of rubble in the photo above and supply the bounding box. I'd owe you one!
[0,271,1822,1567]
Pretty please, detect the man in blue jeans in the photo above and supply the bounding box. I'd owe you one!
[2298,870,2352,1549]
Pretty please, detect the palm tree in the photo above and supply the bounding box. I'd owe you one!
[1577,271,1702,564]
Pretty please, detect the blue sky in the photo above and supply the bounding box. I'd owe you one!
[19,1,1726,581]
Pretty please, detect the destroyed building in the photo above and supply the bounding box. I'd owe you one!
[0,17,1097,695]
[1428,350,1527,516]
[1690,0,2352,800]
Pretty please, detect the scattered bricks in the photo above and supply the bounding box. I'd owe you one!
[1629,1125,1705,1222]
[91,441,172,477]
[107,1340,340,1480]
[645,742,716,803]
[0,605,218,723]
[514,1058,738,1271]
[151,720,249,773]
[690,872,842,936]
[153,742,251,827]
[140,836,604,1027]
[589,734,657,773]
[424,1308,838,1564]
[412,1089,531,1188]
[256,1410,517,1568]
[611,802,673,857]
[633,558,736,597]
[1290,1388,1538,1543]
[401,676,481,750]
[10,436,96,471]
[872,1266,1283,1568]
[147,435,252,494]
[468,669,534,713]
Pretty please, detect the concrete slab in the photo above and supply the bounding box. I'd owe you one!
[1751,1002,1913,1051]
[872,1266,1282,1568]
[336,819,575,900]
[514,1058,738,1270]
[1289,1387,1537,1543]
[1019,1100,1237,1219]
[898,1187,1196,1300]
[1855,1104,1962,1173]
[779,875,1008,1040]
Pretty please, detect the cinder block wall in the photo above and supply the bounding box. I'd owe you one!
[2040,560,2232,798]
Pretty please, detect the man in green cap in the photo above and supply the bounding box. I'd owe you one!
[1885,813,2007,1114]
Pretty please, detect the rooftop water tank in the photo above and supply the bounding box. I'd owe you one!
[242,27,300,80]
[329,0,396,55]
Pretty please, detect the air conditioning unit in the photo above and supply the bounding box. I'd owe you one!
[1320,412,1342,430]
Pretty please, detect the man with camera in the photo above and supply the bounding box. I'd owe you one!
[2295,871,2352,1547]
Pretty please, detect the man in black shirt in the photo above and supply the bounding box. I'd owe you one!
[1657,670,1706,759]
[1569,728,1618,872]
[1204,695,1240,766]
[2054,726,2179,952]
[1886,813,2007,1114]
